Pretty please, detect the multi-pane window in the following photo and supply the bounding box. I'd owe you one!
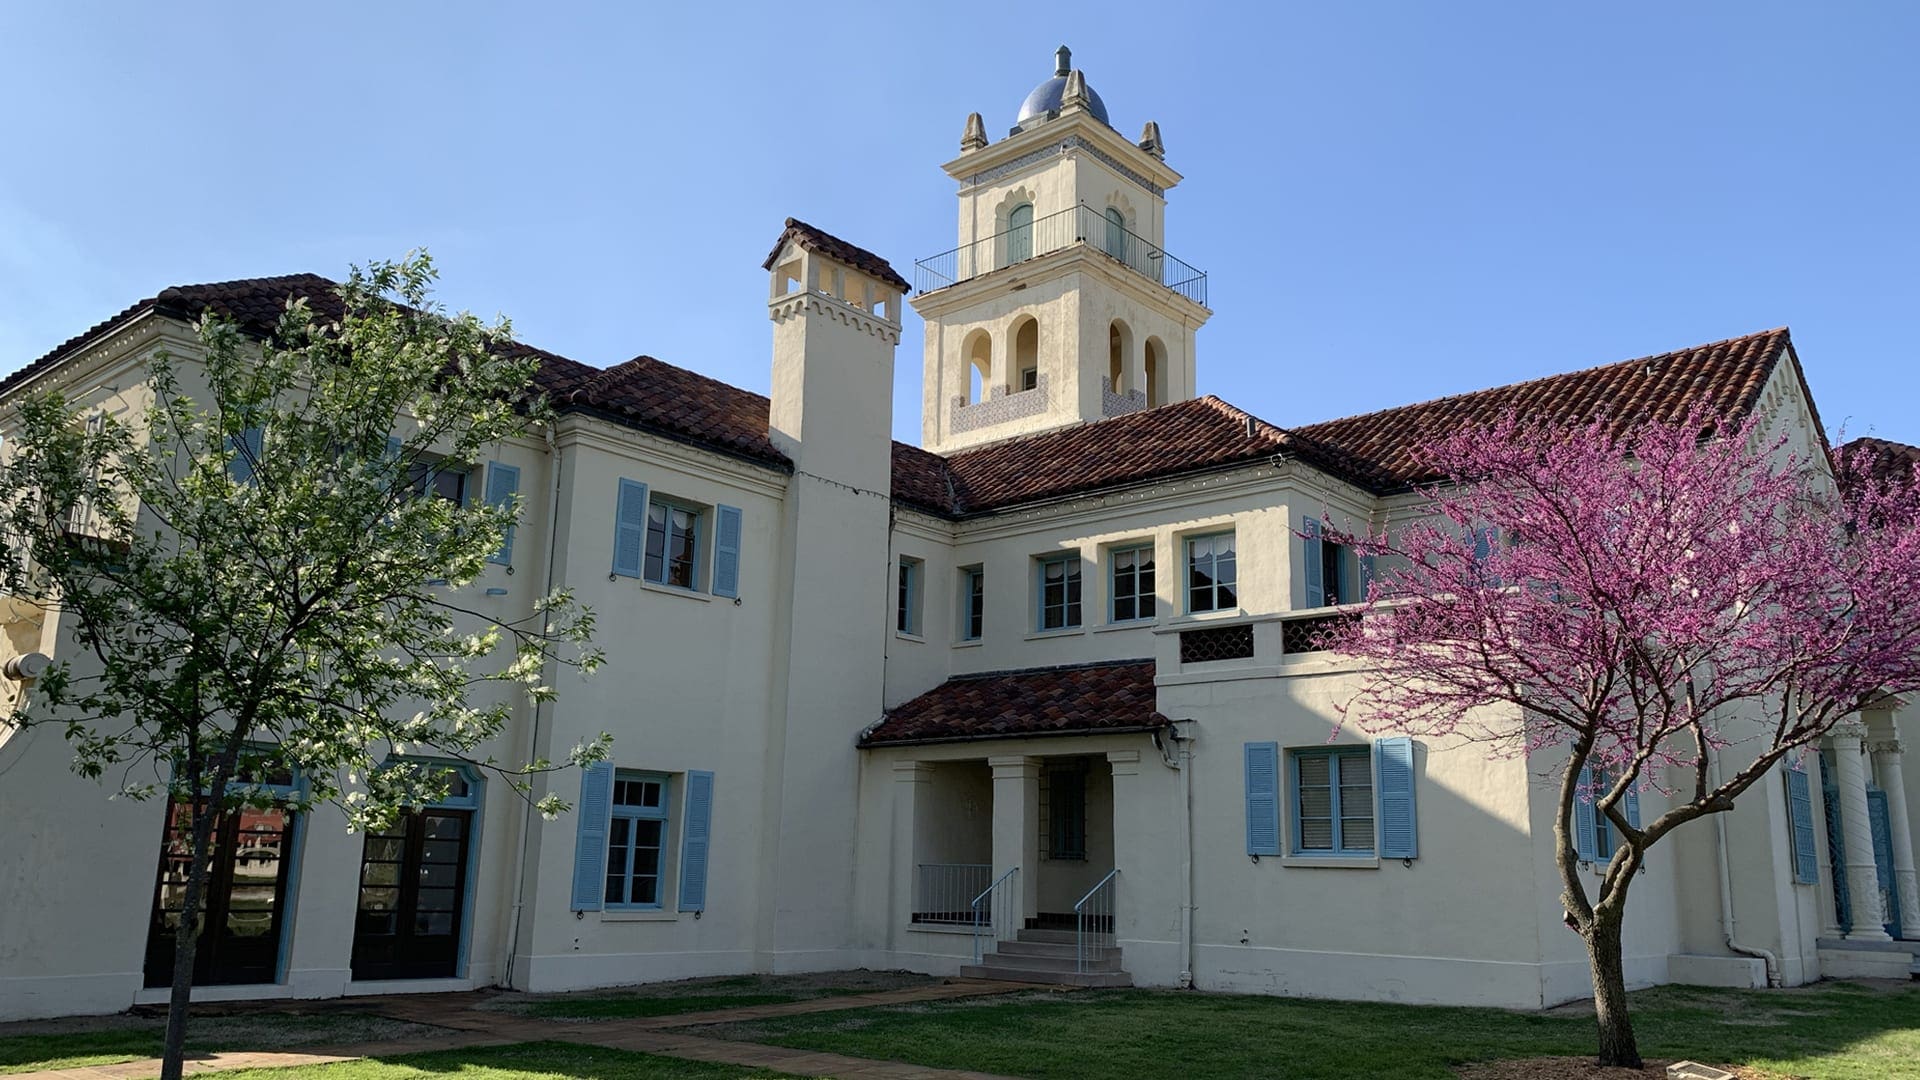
[1110,543,1156,622]
[644,501,700,590]
[897,557,924,636]
[1037,554,1082,631]
[1186,532,1237,613]
[1293,748,1374,855]
[605,773,670,908]
[960,567,984,641]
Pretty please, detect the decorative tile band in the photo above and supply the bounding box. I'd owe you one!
[951,374,1050,433]
[1101,377,1148,418]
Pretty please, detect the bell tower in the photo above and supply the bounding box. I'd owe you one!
[912,45,1211,454]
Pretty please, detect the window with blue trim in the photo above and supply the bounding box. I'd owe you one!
[1186,532,1237,613]
[897,556,924,635]
[1291,747,1374,855]
[644,500,702,590]
[1110,543,1156,622]
[1036,553,1082,631]
[606,772,671,908]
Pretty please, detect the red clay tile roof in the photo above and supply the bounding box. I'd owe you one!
[1293,328,1798,490]
[7,276,1809,515]
[762,217,911,294]
[860,659,1168,747]
[1837,437,1920,486]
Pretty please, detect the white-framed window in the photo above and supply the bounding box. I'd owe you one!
[1109,542,1156,622]
[897,556,924,636]
[959,565,984,641]
[1291,747,1374,856]
[644,499,703,590]
[1186,531,1237,613]
[1036,553,1082,631]
[606,772,671,909]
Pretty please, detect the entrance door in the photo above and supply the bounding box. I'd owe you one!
[145,800,295,987]
[1868,790,1904,939]
[350,809,471,981]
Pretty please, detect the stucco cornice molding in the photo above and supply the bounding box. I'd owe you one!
[1,311,198,411]
[556,416,790,500]
[767,292,901,344]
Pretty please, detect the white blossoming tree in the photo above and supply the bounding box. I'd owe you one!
[0,255,604,1080]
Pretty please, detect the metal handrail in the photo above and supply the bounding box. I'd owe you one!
[914,204,1208,306]
[971,866,1020,963]
[1074,867,1120,974]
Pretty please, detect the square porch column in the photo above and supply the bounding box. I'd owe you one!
[1871,740,1920,936]
[990,755,1042,926]
[892,761,935,930]
[1832,731,1891,941]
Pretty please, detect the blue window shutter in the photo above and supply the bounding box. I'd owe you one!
[679,770,715,912]
[712,505,743,598]
[1244,742,1281,856]
[1359,553,1376,600]
[1623,783,1641,830]
[484,462,521,565]
[570,763,614,911]
[612,479,649,578]
[1573,766,1598,862]
[1473,527,1494,564]
[228,426,264,484]
[1375,737,1419,859]
[1787,764,1819,884]
[1303,518,1325,608]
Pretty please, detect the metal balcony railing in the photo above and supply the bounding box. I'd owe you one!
[912,863,992,926]
[915,205,1208,307]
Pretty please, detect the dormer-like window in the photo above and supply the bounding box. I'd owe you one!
[1104,207,1127,262]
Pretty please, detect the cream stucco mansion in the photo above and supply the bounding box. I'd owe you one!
[2,49,1918,1021]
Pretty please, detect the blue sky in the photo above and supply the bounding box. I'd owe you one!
[2,4,1915,444]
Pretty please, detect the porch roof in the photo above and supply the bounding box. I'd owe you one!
[859,658,1169,748]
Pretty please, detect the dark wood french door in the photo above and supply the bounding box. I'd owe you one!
[144,799,295,987]
[350,809,471,981]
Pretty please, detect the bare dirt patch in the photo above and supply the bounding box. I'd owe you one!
[1455,1058,1778,1080]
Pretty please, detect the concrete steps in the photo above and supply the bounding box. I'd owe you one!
[959,929,1132,988]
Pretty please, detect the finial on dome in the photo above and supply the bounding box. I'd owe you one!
[1138,121,1165,159]
[1061,70,1090,113]
[1054,45,1072,77]
[961,112,988,152]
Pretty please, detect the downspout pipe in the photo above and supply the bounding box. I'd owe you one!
[1155,721,1196,988]
[1710,752,1782,987]
[504,425,565,987]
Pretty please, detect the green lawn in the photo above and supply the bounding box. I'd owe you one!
[208,1042,799,1080]
[488,972,932,1022]
[694,980,1920,1080]
[0,1013,437,1075]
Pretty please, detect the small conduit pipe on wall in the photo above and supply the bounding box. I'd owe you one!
[1710,752,1782,988]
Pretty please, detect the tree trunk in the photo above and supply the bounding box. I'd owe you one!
[1585,905,1642,1069]
[159,799,220,1080]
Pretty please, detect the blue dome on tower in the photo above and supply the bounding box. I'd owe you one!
[1014,46,1110,129]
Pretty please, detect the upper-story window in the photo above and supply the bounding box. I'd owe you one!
[1110,542,1156,622]
[1302,518,1353,607]
[645,499,702,590]
[1186,532,1237,613]
[1036,553,1083,631]
[405,458,470,505]
[959,566,985,641]
[1007,203,1035,265]
[1104,207,1127,261]
[897,556,924,636]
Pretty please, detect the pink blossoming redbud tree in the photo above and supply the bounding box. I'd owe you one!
[1322,407,1920,1069]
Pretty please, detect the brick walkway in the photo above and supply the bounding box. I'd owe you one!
[10,979,1043,1080]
